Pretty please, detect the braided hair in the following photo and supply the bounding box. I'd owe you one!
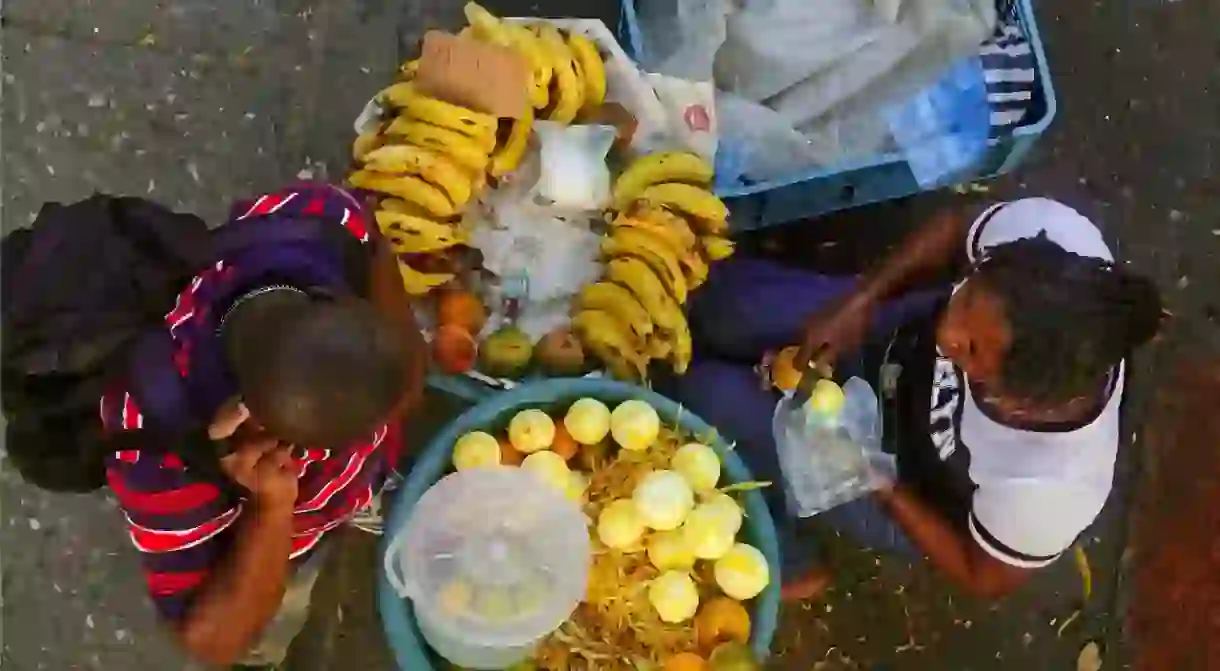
[971,234,1161,404]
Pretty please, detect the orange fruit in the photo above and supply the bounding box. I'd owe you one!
[768,346,802,391]
[497,437,526,466]
[664,652,709,671]
[432,324,477,374]
[437,287,487,335]
[694,597,751,652]
[550,424,579,461]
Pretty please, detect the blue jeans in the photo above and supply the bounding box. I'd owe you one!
[656,258,943,576]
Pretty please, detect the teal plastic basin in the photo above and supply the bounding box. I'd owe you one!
[378,378,781,669]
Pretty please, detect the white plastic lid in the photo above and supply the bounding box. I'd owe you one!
[388,467,590,648]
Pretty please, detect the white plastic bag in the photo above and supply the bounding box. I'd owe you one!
[772,377,893,517]
[534,121,616,210]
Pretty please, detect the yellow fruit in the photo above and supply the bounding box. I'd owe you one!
[701,492,744,535]
[701,235,736,261]
[767,346,803,392]
[672,443,721,492]
[533,23,583,124]
[638,183,729,234]
[695,598,752,651]
[808,378,846,417]
[708,642,760,671]
[633,470,695,531]
[597,498,646,550]
[375,210,467,254]
[614,208,698,253]
[572,310,648,381]
[490,105,534,177]
[438,579,474,616]
[504,23,554,110]
[564,398,612,445]
[605,257,684,333]
[682,504,736,560]
[661,312,693,375]
[396,259,454,295]
[612,152,715,212]
[577,282,654,346]
[714,543,769,601]
[348,170,458,218]
[610,399,662,452]
[550,424,579,461]
[385,118,491,174]
[564,470,589,503]
[648,529,696,572]
[565,32,606,110]
[602,228,689,304]
[363,144,478,206]
[452,431,501,470]
[378,83,497,151]
[521,450,571,492]
[665,653,709,671]
[398,58,420,80]
[649,571,699,624]
[352,131,385,162]
[508,408,556,454]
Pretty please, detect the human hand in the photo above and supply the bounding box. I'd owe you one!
[220,437,299,512]
[796,292,876,371]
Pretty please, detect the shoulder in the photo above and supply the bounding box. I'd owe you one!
[967,198,1114,264]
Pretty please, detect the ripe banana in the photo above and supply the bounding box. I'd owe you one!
[464,3,551,109]
[532,23,583,124]
[565,32,606,111]
[379,198,440,219]
[664,314,693,374]
[375,210,467,254]
[352,131,385,163]
[605,257,684,333]
[614,207,697,252]
[362,144,477,207]
[601,228,688,304]
[637,183,729,235]
[678,246,709,289]
[398,59,420,80]
[348,170,458,218]
[385,118,491,174]
[611,152,714,212]
[378,83,497,152]
[490,105,534,177]
[572,309,648,381]
[577,282,653,345]
[398,259,454,295]
[700,235,735,261]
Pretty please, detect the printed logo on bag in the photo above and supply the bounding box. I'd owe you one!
[684,104,711,133]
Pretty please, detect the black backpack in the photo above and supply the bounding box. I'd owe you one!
[1,194,341,492]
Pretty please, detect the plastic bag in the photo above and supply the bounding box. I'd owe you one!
[633,0,732,82]
[772,377,894,517]
[714,93,818,184]
[534,122,616,210]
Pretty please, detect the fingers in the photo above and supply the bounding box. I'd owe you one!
[208,399,251,440]
[219,436,281,479]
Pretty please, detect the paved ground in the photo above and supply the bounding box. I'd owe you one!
[0,0,1215,670]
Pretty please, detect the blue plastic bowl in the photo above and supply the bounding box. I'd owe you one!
[378,378,781,669]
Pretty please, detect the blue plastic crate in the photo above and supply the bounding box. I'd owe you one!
[619,0,1057,230]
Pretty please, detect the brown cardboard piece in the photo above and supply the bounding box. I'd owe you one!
[414,31,530,119]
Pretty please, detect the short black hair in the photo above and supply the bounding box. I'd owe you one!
[972,234,1161,404]
[223,292,409,448]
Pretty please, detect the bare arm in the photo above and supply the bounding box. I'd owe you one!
[875,484,1030,599]
[176,499,294,663]
[368,231,427,419]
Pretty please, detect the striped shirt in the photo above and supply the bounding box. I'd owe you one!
[101,185,401,620]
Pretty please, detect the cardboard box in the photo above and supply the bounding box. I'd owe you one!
[414,31,530,119]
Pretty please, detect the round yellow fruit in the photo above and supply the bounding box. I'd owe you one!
[633,470,695,531]
[508,408,556,453]
[520,450,571,491]
[610,399,661,451]
[649,570,699,624]
[564,398,612,445]
[682,503,737,560]
[672,443,721,492]
[597,499,646,550]
[700,492,744,535]
[452,431,501,470]
[808,379,846,417]
[647,528,696,572]
[713,543,769,601]
[565,470,589,503]
[438,578,474,616]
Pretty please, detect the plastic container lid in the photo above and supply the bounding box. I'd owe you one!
[385,467,590,651]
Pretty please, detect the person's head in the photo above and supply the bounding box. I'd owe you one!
[222,290,411,448]
[937,234,1161,411]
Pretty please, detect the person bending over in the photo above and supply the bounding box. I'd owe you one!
[659,198,1161,601]
[101,185,425,666]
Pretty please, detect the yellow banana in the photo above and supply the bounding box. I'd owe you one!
[352,131,385,163]
[678,247,709,289]
[638,183,729,234]
[645,337,671,360]
[572,309,648,381]
[464,2,513,46]
[565,32,606,111]
[615,207,698,252]
[611,152,714,212]
[601,228,688,304]
[533,23,583,124]
[663,314,693,374]
[464,3,551,109]
[379,198,440,219]
[490,105,534,177]
[378,83,497,152]
[362,144,477,207]
[348,170,458,218]
[605,257,683,333]
[397,259,454,295]
[577,282,653,345]
[398,58,419,80]
[385,118,491,174]
[700,235,735,261]
[375,210,467,254]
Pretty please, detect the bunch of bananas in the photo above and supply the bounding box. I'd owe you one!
[573,152,737,380]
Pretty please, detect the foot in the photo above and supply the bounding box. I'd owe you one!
[780,565,832,602]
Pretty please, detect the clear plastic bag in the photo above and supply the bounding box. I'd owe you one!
[772,377,894,517]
